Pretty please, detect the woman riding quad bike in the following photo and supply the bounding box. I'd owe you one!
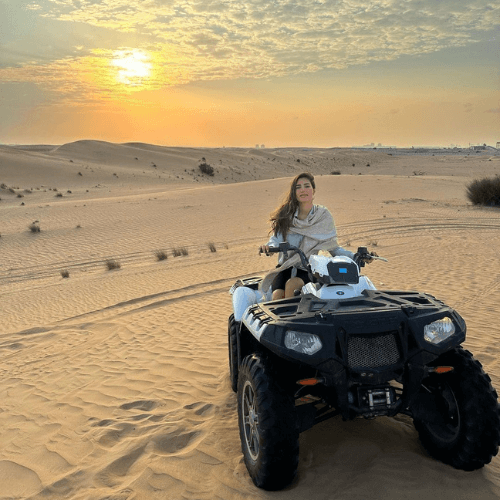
[228,243,500,490]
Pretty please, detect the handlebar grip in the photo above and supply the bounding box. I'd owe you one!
[260,246,280,254]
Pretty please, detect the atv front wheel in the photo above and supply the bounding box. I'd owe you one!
[228,314,239,393]
[237,354,299,490]
[412,347,500,470]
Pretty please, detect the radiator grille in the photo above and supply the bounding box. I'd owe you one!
[347,332,401,368]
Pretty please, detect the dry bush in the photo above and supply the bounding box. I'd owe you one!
[208,242,217,253]
[198,158,214,176]
[331,170,341,175]
[155,250,168,261]
[29,222,41,233]
[172,247,189,257]
[55,193,63,197]
[105,259,121,270]
[466,176,500,206]
[61,270,70,278]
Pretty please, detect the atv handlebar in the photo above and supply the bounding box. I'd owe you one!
[261,242,386,269]
[260,243,310,269]
[354,246,388,267]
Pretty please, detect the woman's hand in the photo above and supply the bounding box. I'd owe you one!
[365,251,379,263]
[259,244,271,255]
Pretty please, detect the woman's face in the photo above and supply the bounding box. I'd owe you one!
[295,177,315,204]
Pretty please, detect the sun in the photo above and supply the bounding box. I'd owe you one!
[111,49,152,87]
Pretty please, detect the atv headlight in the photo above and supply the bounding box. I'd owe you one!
[284,331,322,355]
[424,317,455,344]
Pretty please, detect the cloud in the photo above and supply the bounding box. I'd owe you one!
[1,0,499,102]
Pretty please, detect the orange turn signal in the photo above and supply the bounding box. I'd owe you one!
[297,378,321,386]
[433,366,454,374]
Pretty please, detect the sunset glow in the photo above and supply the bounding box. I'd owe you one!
[111,50,152,87]
[0,0,498,146]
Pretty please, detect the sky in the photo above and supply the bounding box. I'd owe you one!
[0,0,499,147]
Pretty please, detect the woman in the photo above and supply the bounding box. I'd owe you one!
[259,172,371,299]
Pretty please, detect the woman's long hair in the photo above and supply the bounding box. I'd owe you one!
[270,172,315,239]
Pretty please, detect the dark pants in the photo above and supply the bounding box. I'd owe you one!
[271,267,310,291]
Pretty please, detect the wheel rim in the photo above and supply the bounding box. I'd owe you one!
[242,380,260,462]
[422,380,461,443]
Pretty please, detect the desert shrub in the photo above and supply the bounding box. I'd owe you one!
[199,159,214,176]
[155,250,168,261]
[55,193,63,197]
[331,170,341,175]
[29,222,41,233]
[172,247,189,257]
[466,176,500,206]
[105,259,121,270]
[17,193,24,198]
[61,270,70,278]
[208,242,217,253]
[0,183,7,189]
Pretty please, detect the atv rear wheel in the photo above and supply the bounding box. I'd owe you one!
[237,354,299,490]
[412,347,500,470]
[228,314,239,393]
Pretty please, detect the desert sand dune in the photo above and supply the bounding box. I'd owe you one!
[1,142,499,499]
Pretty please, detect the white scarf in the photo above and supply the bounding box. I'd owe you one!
[259,205,340,292]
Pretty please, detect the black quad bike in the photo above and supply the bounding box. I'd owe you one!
[228,243,500,490]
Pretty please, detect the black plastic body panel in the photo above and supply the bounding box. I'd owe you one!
[239,288,466,420]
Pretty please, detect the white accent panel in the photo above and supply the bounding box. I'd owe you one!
[242,308,268,341]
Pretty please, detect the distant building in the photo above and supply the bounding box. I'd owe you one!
[496,142,500,149]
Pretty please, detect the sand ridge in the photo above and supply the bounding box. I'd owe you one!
[1,142,500,499]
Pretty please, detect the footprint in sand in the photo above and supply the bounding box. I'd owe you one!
[152,428,202,455]
[96,422,137,448]
[119,400,158,411]
[95,445,146,488]
[184,402,214,416]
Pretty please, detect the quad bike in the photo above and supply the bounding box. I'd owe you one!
[228,242,500,490]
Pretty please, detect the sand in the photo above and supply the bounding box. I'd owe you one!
[1,141,500,499]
